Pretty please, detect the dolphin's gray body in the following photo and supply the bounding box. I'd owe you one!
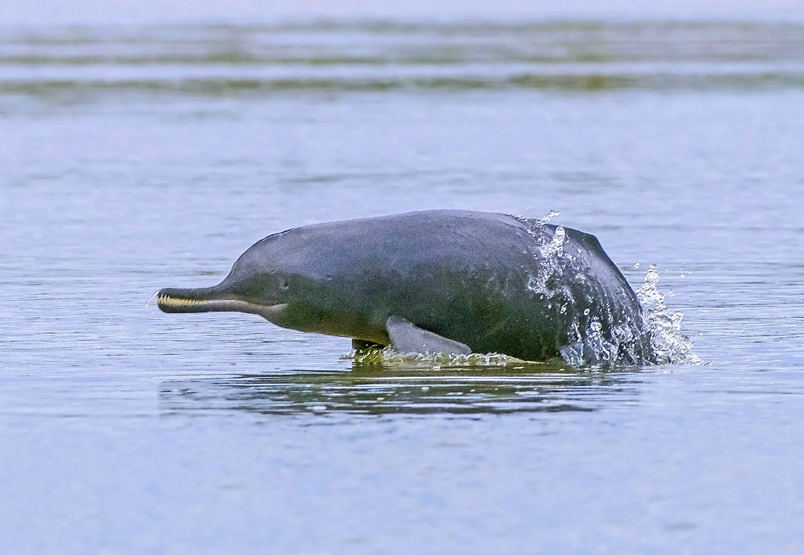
[157,210,654,365]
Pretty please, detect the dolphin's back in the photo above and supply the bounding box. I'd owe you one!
[258,210,532,278]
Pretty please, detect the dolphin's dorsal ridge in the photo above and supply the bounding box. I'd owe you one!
[385,316,472,355]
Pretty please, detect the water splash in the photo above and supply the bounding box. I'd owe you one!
[636,264,701,365]
[526,225,569,299]
[557,263,700,367]
[348,346,512,368]
[518,217,643,366]
[145,290,159,306]
[516,215,695,367]
[539,209,561,225]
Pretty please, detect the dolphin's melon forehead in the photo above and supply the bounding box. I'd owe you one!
[240,210,537,278]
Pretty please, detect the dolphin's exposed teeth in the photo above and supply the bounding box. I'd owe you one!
[158,294,200,307]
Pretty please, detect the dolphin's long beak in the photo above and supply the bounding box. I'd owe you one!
[157,286,227,313]
[156,286,286,320]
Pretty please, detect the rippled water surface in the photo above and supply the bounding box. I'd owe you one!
[2,15,804,554]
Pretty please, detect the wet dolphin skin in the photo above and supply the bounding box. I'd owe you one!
[157,210,654,365]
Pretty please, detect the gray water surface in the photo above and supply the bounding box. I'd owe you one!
[2,18,804,555]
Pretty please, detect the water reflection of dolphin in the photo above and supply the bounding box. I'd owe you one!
[157,210,654,365]
[160,365,641,416]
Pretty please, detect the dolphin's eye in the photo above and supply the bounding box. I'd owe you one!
[280,279,290,290]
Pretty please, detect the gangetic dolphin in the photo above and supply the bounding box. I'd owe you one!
[157,210,655,365]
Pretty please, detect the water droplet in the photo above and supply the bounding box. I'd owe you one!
[583,308,590,316]
[634,262,641,269]
[539,209,560,224]
[553,226,566,247]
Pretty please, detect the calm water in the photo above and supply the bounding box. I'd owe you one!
[2,18,804,554]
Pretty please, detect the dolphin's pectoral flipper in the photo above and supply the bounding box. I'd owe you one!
[351,339,385,354]
[385,316,472,355]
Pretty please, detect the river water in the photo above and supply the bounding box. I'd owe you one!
[2,14,804,555]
